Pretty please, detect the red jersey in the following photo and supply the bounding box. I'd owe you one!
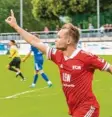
[47,47,110,115]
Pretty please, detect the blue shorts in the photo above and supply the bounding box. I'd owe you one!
[34,61,43,71]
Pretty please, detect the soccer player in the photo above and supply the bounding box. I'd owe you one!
[7,40,25,81]
[5,10,112,117]
[22,43,52,88]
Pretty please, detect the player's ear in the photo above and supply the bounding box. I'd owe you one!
[67,37,72,45]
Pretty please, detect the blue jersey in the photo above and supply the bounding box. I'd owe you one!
[30,46,43,63]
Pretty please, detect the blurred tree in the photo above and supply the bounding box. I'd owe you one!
[0,0,111,32]
[23,0,39,31]
[0,0,38,32]
[31,0,90,20]
[31,0,112,29]
[0,0,20,32]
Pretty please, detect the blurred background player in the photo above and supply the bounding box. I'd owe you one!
[22,35,52,88]
[7,40,25,81]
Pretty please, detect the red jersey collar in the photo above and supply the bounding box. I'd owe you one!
[64,48,81,61]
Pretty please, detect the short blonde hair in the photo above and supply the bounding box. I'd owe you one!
[61,23,80,44]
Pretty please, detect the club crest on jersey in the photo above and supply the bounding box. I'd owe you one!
[72,65,81,70]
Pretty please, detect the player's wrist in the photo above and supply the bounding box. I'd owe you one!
[13,25,20,30]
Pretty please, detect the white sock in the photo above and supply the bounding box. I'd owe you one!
[16,71,20,75]
[32,83,35,86]
[47,81,52,85]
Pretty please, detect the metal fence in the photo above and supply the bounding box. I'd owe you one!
[0,29,112,41]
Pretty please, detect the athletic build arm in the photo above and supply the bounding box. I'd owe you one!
[5,10,47,54]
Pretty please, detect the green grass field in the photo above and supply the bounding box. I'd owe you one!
[0,55,112,117]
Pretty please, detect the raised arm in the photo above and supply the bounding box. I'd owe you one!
[5,10,47,54]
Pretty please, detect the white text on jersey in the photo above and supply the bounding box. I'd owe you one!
[62,73,71,82]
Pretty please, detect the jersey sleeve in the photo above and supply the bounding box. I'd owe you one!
[46,47,62,64]
[83,51,110,71]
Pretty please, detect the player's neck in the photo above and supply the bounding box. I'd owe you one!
[63,45,77,57]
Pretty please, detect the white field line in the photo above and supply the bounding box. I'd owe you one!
[0,86,48,99]
[16,92,60,98]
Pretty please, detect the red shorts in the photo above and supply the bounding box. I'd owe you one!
[71,105,99,117]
